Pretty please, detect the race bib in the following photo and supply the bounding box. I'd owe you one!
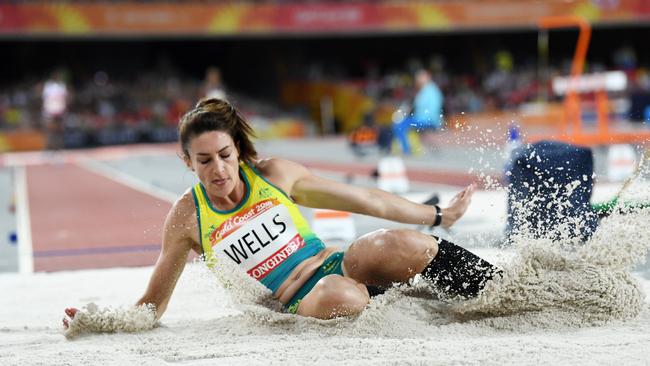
[211,199,305,280]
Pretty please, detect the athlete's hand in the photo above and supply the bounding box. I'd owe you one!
[441,184,474,229]
[62,307,78,329]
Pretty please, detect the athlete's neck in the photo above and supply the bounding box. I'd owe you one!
[208,171,246,211]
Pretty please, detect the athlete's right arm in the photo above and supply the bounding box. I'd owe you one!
[135,194,196,320]
[63,193,197,327]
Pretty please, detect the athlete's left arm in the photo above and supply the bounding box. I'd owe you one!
[267,158,473,228]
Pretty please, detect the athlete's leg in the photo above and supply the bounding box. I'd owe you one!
[297,275,369,320]
[343,229,500,298]
[344,229,437,286]
[422,237,501,298]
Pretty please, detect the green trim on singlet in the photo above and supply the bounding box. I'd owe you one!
[284,252,345,314]
[191,189,205,256]
[199,167,251,215]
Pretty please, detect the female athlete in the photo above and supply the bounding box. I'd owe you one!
[64,98,499,325]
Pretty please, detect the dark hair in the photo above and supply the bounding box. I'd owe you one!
[179,98,257,163]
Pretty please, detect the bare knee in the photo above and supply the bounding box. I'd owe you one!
[382,229,438,276]
[345,229,438,285]
[297,275,369,320]
[382,229,438,259]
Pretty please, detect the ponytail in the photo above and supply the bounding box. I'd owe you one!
[179,98,257,163]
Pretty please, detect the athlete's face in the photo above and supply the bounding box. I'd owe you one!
[187,130,241,199]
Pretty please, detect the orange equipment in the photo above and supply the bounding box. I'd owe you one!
[527,16,650,146]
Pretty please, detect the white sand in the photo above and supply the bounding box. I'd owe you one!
[1,270,649,365]
[1,206,649,365]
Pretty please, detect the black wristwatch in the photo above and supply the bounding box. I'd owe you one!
[430,205,442,228]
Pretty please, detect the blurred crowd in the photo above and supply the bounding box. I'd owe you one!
[2,46,649,149]
[0,66,225,147]
[306,48,650,122]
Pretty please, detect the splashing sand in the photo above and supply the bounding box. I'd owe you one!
[64,302,157,339]
[455,209,648,327]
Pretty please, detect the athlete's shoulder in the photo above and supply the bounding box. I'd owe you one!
[253,158,310,178]
[252,158,310,197]
[166,189,197,227]
[161,189,200,251]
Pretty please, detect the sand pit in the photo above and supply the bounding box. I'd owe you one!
[2,204,649,365]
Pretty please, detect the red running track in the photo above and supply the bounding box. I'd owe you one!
[19,143,488,272]
[27,163,172,272]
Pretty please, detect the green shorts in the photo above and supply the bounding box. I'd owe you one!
[284,251,345,314]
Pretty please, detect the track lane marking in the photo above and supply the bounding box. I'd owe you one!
[15,166,34,274]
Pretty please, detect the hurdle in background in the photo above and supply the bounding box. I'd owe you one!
[528,15,650,146]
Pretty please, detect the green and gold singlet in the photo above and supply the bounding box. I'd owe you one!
[191,161,327,293]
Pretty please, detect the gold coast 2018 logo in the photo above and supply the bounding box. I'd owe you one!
[209,199,279,245]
